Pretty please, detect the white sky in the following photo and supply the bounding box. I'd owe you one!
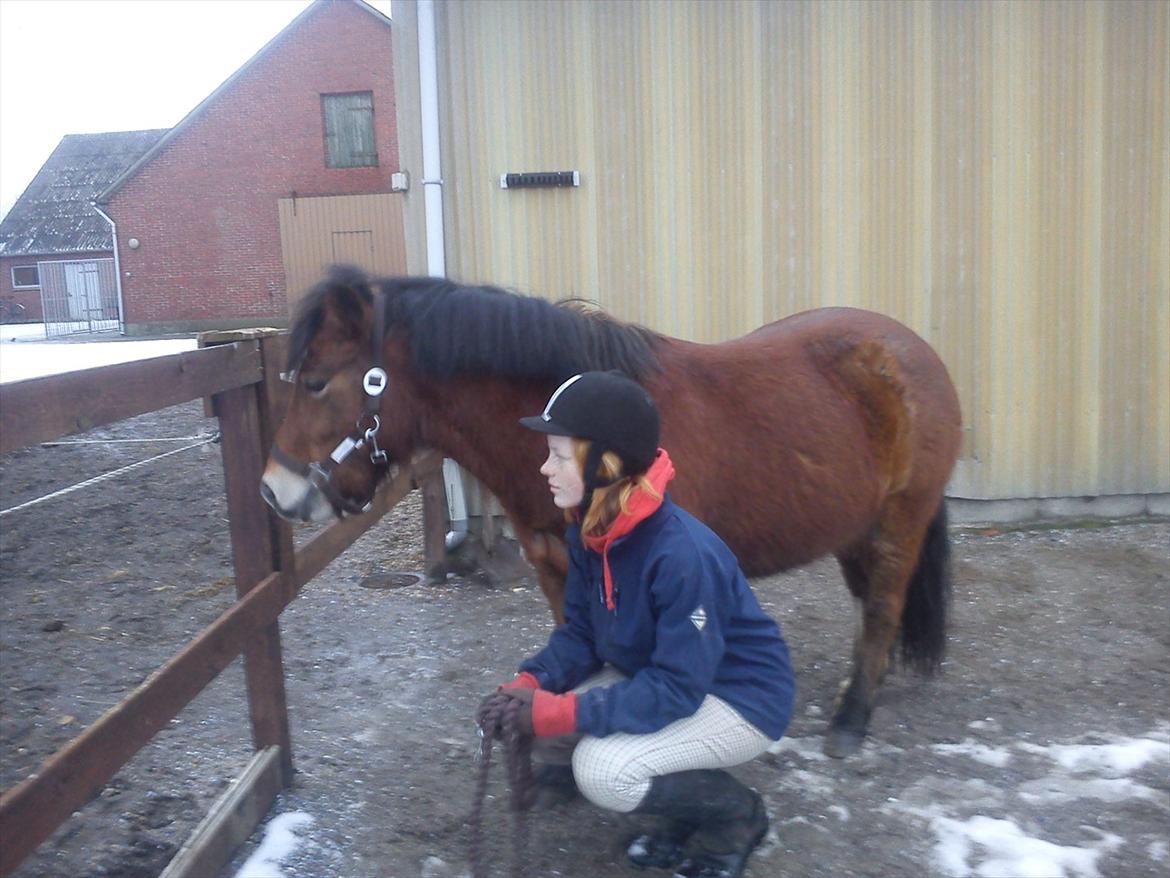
[0,0,394,219]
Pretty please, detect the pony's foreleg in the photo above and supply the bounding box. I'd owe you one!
[516,529,570,625]
[827,537,920,758]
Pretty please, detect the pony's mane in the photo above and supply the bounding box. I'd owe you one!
[288,266,662,381]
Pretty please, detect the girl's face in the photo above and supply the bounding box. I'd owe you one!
[540,435,585,509]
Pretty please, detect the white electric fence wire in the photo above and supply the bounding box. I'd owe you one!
[0,434,219,517]
[39,435,210,446]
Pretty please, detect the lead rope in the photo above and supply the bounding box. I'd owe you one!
[470,697,535,878]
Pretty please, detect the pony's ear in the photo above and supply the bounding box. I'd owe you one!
[287,266,374,371]
[318,269,373,347]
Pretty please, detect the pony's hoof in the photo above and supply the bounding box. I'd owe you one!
[824,727,865,758]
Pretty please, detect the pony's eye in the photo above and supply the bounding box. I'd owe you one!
[303,377,329,395]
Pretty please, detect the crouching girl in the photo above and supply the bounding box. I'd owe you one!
[479,370,794,878]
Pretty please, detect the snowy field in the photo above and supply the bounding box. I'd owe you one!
[0,323,196,384]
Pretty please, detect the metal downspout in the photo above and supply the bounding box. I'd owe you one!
[91,203,126,335]
[418,0,468,551]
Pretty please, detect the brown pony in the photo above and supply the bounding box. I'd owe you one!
[261,267,962,757]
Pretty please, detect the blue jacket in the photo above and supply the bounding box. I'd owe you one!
[519,496,794,740]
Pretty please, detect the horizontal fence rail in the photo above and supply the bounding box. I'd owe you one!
[0,572,286,876]
[0,343,262,455]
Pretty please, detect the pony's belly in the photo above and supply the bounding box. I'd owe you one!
[691,470,884,577]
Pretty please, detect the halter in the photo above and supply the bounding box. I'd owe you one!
[270,291,391,516]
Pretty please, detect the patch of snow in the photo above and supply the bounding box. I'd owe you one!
[1018,736,1170,776]
[896,777,1004,812]
[968,718,1001,732]
[0,326,196,383]
[827,804,850,822]
[776,767,837,798]
[929,815,1121,878]
[934,739,1013,768]
[233,812,314,878]
[0,324,48,341]
[420,855,457,877]
[883,728,1170,877]
[353,727,382,745]
[627,836,649,858]
[1017,775,1165,806]
[768,736,829,761]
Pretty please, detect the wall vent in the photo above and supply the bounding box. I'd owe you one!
[499,171,580,189]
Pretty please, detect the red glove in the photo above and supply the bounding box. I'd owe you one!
[476,673,542,734]
[499,688,577,738]
[500,672,540,691]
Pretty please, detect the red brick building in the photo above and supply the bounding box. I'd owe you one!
[99,0,400,334]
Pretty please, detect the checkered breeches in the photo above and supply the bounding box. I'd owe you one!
[535,666,775,813]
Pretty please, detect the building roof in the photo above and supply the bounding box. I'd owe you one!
[0,130,167,258]
[97,0,392,205]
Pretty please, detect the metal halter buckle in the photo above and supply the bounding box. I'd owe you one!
[363,367,388,396]
[363,415,388,465]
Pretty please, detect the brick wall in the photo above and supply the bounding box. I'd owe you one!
[105,0,397,331]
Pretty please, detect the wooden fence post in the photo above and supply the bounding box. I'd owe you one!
[416,454,449,582]
[256,334,296,577]
[203,331,294,784]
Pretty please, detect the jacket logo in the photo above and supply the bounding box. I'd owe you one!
[689,606,707,631]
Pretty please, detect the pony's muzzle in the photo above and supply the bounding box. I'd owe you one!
[260,461,336,523]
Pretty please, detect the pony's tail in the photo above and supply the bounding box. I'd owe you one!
[899,502,952,674]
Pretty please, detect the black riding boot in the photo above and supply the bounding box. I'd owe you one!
[628,769,769,878]
[626,817,698,870]
[532,763,579,807]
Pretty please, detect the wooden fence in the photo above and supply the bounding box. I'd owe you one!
[0,331,447,877]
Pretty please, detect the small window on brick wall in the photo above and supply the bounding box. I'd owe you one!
[322,91,378,168]
[11,265,39,288]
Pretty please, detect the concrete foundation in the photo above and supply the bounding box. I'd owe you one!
[948,493,1169,527]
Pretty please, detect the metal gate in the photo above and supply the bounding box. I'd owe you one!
[37,258,120,337]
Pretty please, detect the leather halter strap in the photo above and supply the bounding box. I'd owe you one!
[270,290,391,516]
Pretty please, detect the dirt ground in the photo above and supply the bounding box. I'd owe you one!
[1,400,1167,878]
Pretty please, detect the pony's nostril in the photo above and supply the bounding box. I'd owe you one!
[260,481,277,509]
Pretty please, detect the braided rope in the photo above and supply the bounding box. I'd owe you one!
[470,695,536,878]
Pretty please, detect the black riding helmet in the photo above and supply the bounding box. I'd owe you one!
[520,371,660,510]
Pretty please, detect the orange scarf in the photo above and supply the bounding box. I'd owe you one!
[582,449,676,610]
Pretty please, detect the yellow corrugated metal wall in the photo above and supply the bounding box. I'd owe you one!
[393,0,1169,501]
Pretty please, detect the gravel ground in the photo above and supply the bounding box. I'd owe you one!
[1,401,1167,878]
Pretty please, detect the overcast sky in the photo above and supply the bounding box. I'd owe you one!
[0,0,394,219]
